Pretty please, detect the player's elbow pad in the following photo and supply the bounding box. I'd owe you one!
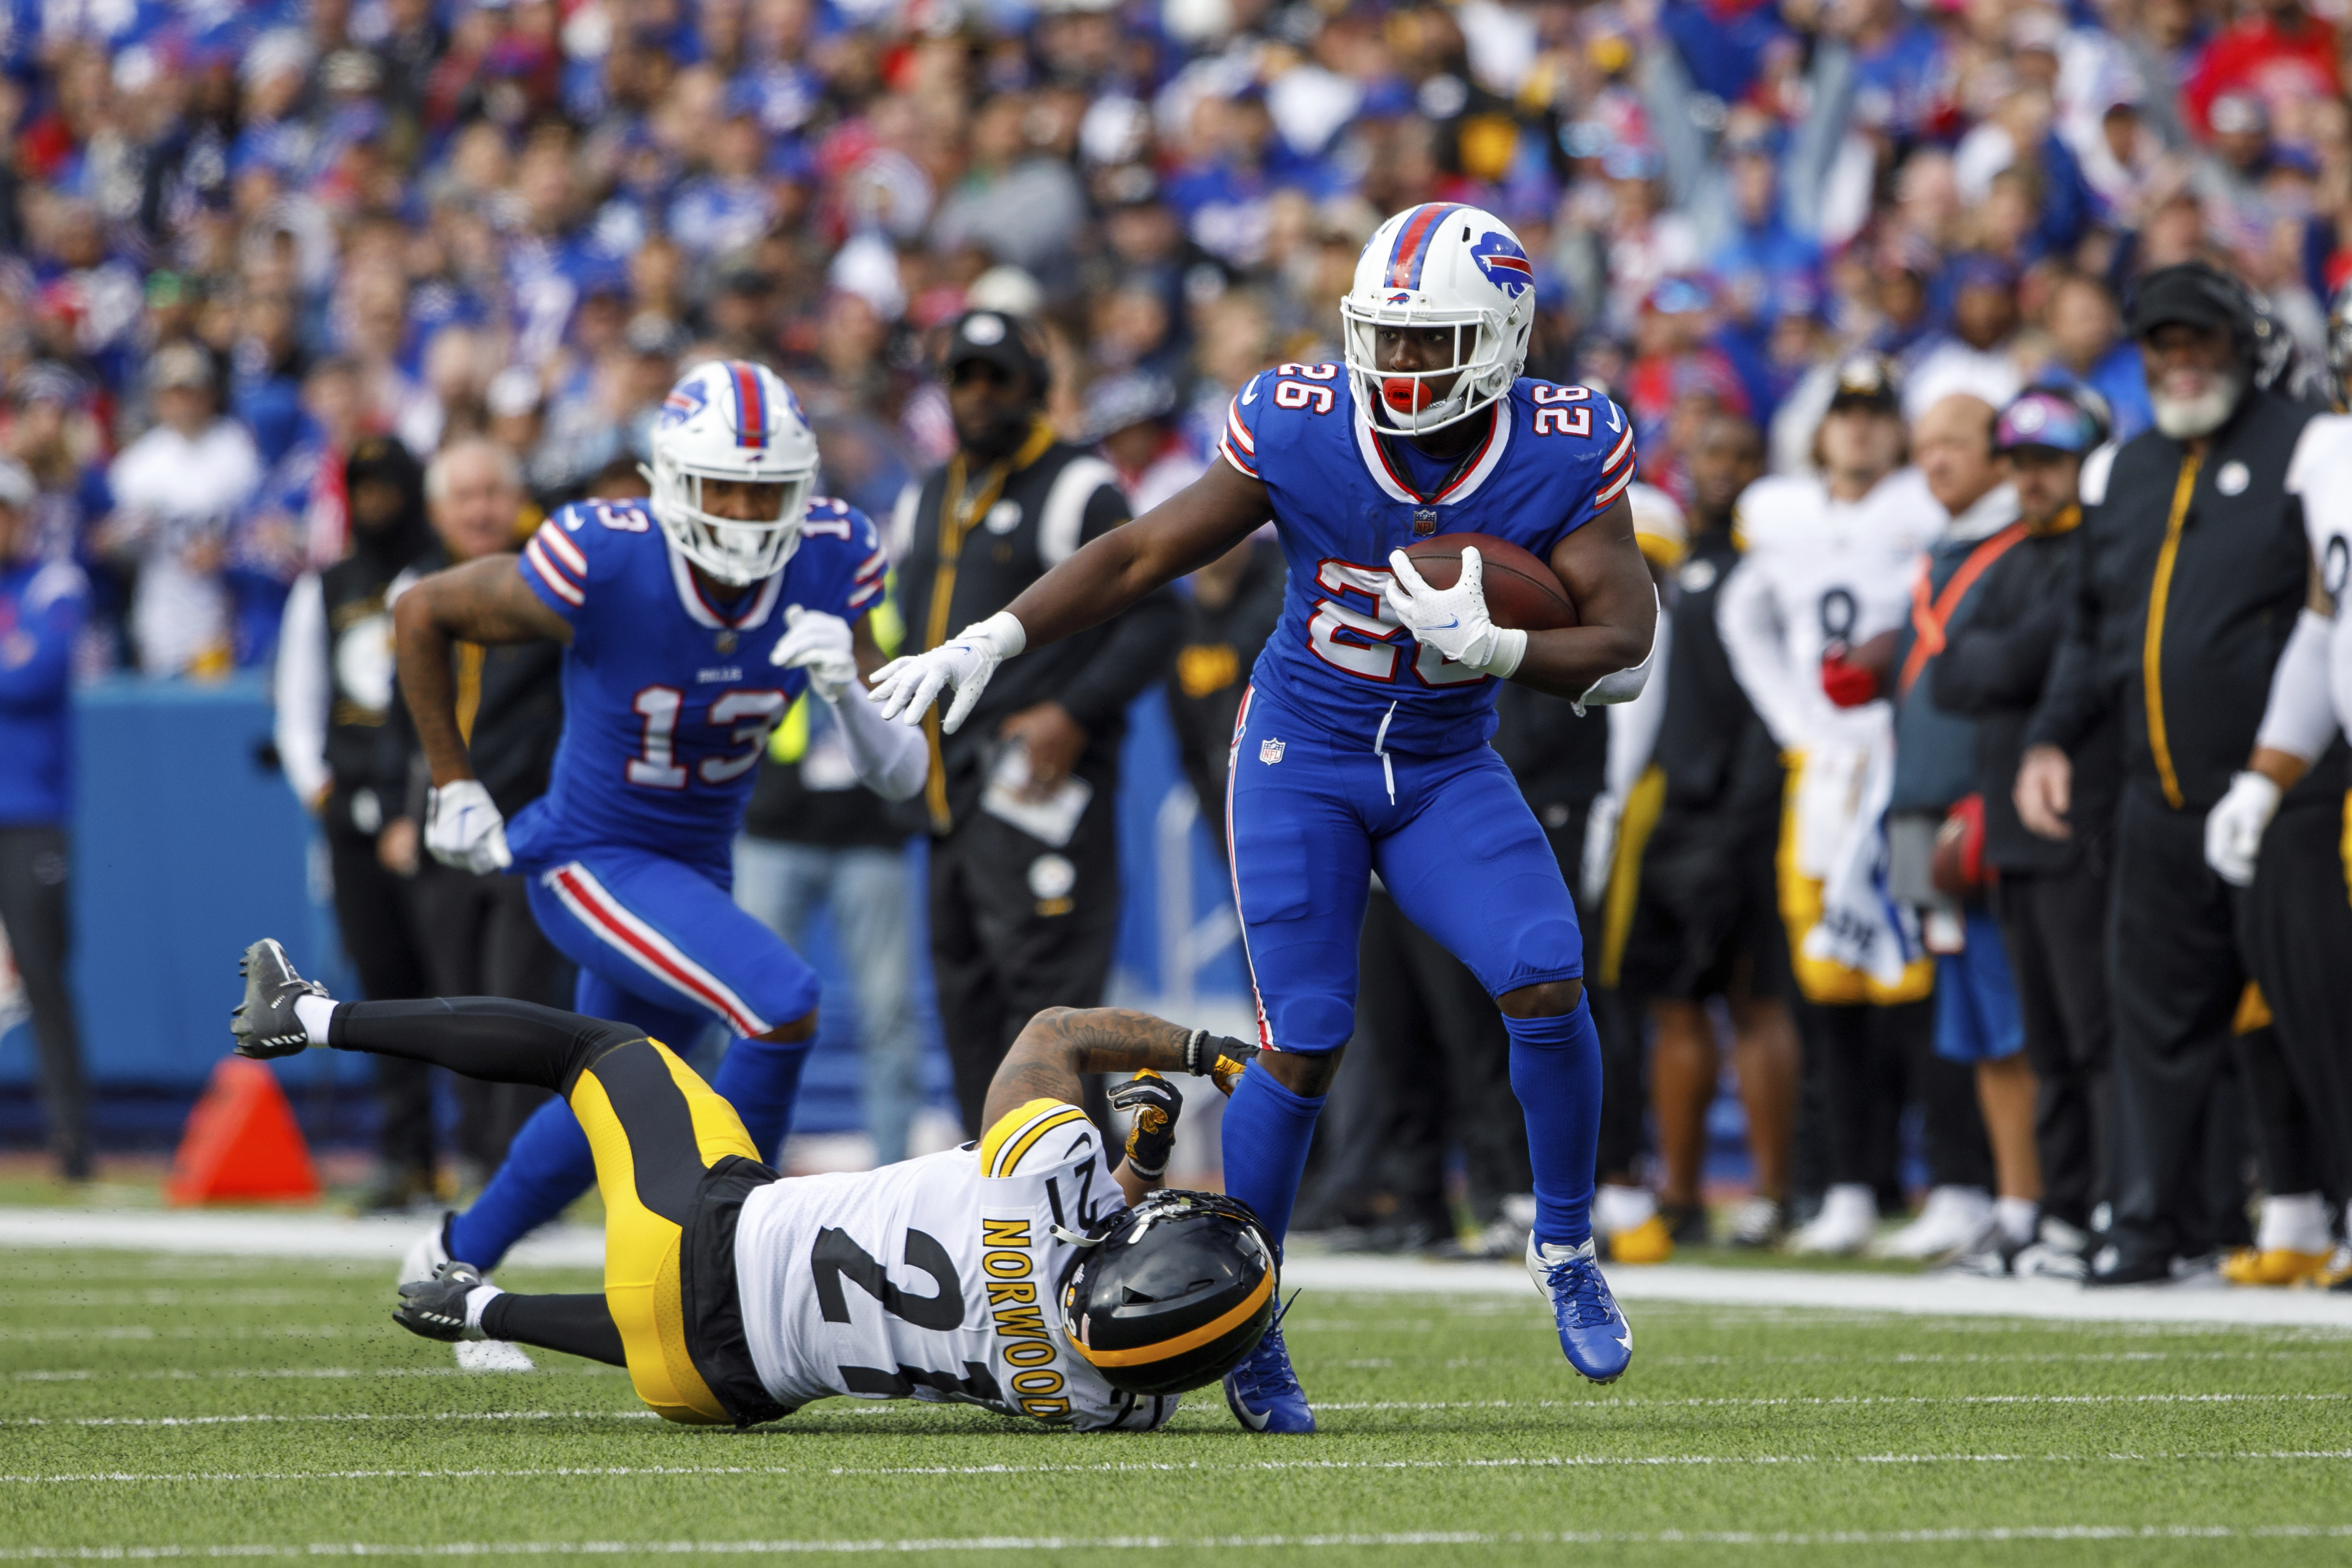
[1573,590,1660,714]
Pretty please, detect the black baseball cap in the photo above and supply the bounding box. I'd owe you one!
[2125,262,2251,342]
[943,309,1049,389]
[1825,353,1902,414]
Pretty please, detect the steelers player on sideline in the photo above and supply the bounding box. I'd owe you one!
[2198,279,2352,1286]
[868,202,1660,1429]
[230,939,1273,1430]
[387,362,927,1334]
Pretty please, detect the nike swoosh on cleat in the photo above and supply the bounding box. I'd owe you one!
[1233,1400,1273,1431]
[1614,1333,1632,1351]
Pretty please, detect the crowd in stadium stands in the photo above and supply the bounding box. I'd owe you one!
[4,0,2352,1287]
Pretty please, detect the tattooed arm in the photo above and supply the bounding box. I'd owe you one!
[982,1007,1258,1204]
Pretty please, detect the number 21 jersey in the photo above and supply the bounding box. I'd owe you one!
[1219,366,1635,756]
[507,495,885,875]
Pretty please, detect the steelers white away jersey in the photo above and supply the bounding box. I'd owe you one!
[1715,467,1942,755]
[731,1100,1176,1431]
[2286,412,2352,737]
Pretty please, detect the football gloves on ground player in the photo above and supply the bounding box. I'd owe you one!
[1109,1071,1182,1179]
[1182,1027,1258,1095]
[424,779,512,874]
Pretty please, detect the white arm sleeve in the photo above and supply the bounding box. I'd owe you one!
[827,679,930,802]
[2254,607,2338,763]
[1603,612,1672,800]
[1573,584,1662,713]
[1713,556,1811,750]
[272,573,332,808]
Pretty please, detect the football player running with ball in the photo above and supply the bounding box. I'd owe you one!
[389,362,926,1315]
[871,203,1659,1429]
[234,939,1273,1431]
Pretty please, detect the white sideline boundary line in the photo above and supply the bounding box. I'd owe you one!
[9,1448,2352,1485]
[8,1207,2352,1328]
[6,1527,2352,1556]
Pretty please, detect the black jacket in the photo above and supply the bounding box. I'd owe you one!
[892,435,1182,832]
[1650,529,1782,825]
[1933,516,2120,875]
[2025,388,2345,812]
[312,511,435,834]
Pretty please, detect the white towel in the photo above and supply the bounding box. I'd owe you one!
[1801,723,1922,989]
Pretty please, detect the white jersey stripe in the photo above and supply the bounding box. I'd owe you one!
[1226,406,1257,454]
[1600,426,1634,474]
[538,523,588,576]
[1224,685,1277,1052]
[523,538,586,606]
[544,863,769,1037]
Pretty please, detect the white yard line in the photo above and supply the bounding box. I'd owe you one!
[8,1207,2352,1328]
[7,1449,2352,1486]
[5,1526,2352,1556]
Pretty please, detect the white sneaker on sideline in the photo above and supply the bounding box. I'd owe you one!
[1875,1185,1997,1261]
[1790,1184,1877,1256]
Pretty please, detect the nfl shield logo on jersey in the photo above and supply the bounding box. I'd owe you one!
[1259,737,1286,765]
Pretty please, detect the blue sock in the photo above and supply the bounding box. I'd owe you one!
[447,1099,594,1271]
[1219,1066,1327,1248]
[711,1034,810,1165]
[1506,1000,1601,1249]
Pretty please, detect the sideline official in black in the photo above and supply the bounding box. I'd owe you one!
[888,310,1180,1132]
[2017,262,2345,1285]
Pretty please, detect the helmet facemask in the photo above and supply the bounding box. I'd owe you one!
[645,452,816,586]
[1341,300,1521,437]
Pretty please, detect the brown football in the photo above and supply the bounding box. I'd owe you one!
[1401,532,1579,631]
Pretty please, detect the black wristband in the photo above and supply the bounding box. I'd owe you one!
[1184,1030,1253,1075]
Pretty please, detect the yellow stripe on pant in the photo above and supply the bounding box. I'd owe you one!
[1775,756,1934,1007]
[567,1039,759,1425]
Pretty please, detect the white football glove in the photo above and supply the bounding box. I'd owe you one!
[1384,547,1527,678]
[769,605,858,703]
[2203,770,2282,887]
[425,780,512,874]
[867,610,1026,734]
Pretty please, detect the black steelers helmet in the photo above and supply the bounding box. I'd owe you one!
[1057,1190,1276,1396]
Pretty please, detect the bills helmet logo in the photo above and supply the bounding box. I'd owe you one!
[1469,232,1534,299]
[1386,291,1415,305]
[659,380,709,430]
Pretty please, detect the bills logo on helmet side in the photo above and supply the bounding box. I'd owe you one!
[660,381,710,429]
[1470,232,1534,298]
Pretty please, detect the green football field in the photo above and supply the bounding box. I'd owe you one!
[7,1248,2352,1563]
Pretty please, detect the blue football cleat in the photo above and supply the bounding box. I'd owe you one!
[1528,1235,1633,1384]
[1223,1293,1313,1433]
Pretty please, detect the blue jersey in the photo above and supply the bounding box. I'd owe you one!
[1219,366,1635,756]
[508,495,886,873]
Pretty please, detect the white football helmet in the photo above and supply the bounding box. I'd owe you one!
[1341,203,1538,435]
[645,360,820,585]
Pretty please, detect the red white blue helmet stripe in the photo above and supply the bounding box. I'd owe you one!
[1383,203,1463,292]
[728,361,768,450]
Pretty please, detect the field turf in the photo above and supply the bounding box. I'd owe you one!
[6,1248,2351,1563]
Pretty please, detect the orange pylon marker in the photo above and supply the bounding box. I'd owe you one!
[166,1057,322,1205]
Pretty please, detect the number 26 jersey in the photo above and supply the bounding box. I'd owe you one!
[731,1101,1174,1431]
[1219,366,1635,756]
[506,495,885,876]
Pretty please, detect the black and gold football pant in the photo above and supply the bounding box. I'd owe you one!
[328,998,760,1424]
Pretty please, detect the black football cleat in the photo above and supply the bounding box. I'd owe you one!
[230,938,329,1059]
[394,1261,488,1342]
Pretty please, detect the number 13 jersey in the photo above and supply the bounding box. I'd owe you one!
[507,495,885,876]
[1219,367,1634,756]
[731,1101,1174,1431]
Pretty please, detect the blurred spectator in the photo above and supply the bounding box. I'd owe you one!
[0,458,89,1182]
[1614,417,1801,1250]
[889,310,1177,1134]
[2037,272,2153,442]
[273,435,439,1212]
[98,343,262,676]
[2183,0,2340,141]
[385,439,568,1181]
[1936,385,2121,1276]
[2019,262,2336,1285]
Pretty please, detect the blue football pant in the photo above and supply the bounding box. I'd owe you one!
[1223,686,1593,1248]
[443,848,819,1272]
